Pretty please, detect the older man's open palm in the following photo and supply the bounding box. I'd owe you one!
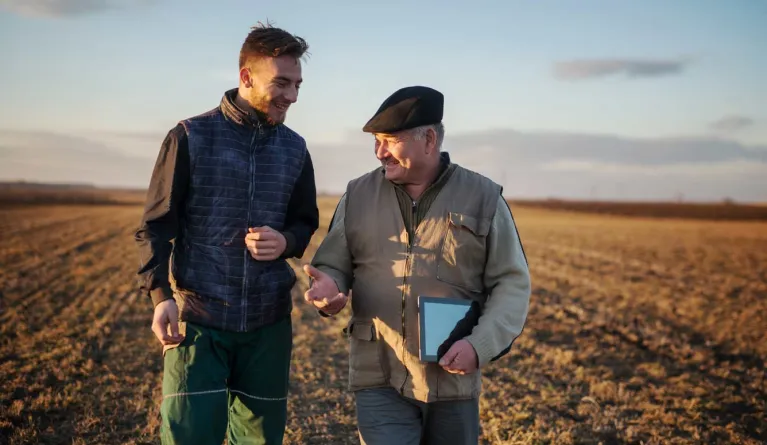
[303,264,348,315]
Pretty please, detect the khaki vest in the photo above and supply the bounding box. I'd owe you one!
[343,165,501,402]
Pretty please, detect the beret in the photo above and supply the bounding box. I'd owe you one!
[362,86,444,134]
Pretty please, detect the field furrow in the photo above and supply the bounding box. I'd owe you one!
[1,213,141,342]
[0,208,85,235]
[1,200,765,445]
[531,251,767,359]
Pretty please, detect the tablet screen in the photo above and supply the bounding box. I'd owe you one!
[419,297,472,361]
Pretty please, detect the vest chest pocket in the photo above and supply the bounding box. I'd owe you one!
[436,212,491,293]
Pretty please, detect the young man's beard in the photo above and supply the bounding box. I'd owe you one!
[248,92,282,126]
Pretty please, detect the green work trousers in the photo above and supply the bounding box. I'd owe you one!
[159,315,293,445]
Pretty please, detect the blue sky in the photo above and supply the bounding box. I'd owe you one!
[1,0,766,200]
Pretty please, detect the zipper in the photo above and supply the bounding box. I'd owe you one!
[399,199,416,394]
[241,125,260,332]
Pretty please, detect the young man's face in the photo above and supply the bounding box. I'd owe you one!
[241,55,302,125]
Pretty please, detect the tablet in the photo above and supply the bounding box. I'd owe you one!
[418,296,474,362]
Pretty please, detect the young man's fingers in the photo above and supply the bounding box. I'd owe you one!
[246,243,277,254]
[249,226,274,234]
[151,321,166,344]
[169,319,180,338]
[152,322,180,345]
[254,240,278,249]
[246,230,276,241]
[245,238,276,249]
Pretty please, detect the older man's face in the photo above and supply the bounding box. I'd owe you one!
[373,130,428,184]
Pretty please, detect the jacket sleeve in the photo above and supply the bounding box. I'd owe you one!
[134,124,189,308]
[464,195,531,367]
[280,148,320,259]
[310,194,353,295]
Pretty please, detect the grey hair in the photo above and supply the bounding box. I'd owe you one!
[410,122,445,149]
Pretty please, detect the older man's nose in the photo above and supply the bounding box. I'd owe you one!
[375,141,389,159]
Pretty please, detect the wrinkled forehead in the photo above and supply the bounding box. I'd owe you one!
[374,130,409,141]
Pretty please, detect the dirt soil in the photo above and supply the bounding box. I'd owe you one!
[0,198,765,444]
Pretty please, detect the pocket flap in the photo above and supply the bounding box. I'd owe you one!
[449,212,491,236]
[349,321,376,341]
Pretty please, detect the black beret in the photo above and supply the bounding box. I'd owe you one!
[362,86,444,134]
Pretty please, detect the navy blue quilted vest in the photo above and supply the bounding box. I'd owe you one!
[171,98,306,332]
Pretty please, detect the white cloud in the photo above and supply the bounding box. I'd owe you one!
[0,130,154,188]
[446,129,767,166]
[0,0,156,17]
[553,57,692,81]
[709,115,755,133]
[1,127,765,201]
[540,159,767,176]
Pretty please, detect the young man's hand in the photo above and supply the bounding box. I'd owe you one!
[245,226,287,261]
[152,299,185,346]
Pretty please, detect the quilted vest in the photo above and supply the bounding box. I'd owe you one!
[171,98,306,332]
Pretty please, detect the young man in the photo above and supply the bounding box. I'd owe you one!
[303,86,531,444]
[134,23,319,445]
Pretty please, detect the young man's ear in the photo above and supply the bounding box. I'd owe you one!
[239,67,252,88]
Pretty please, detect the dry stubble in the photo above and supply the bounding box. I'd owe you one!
[0,198,765,444]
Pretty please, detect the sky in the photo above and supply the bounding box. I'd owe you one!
[1,0,766,201]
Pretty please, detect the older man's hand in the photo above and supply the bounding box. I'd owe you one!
[439,339,479,375]
[303,265,348,315]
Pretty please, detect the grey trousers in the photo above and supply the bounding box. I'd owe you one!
[354,387,480,445]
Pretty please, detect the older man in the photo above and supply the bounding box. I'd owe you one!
[303,86,531,444]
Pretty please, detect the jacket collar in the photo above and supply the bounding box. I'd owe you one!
[220,88,272,129]
[436,152,452,178]
[428,151,455,190]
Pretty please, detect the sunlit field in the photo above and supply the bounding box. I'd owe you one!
[1,189,765,444]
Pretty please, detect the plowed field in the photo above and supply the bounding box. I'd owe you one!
[1,197,765,444]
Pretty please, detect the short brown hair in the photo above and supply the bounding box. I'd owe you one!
[239,22,309,68]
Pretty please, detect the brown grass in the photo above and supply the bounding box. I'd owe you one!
[0,196,765,444]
